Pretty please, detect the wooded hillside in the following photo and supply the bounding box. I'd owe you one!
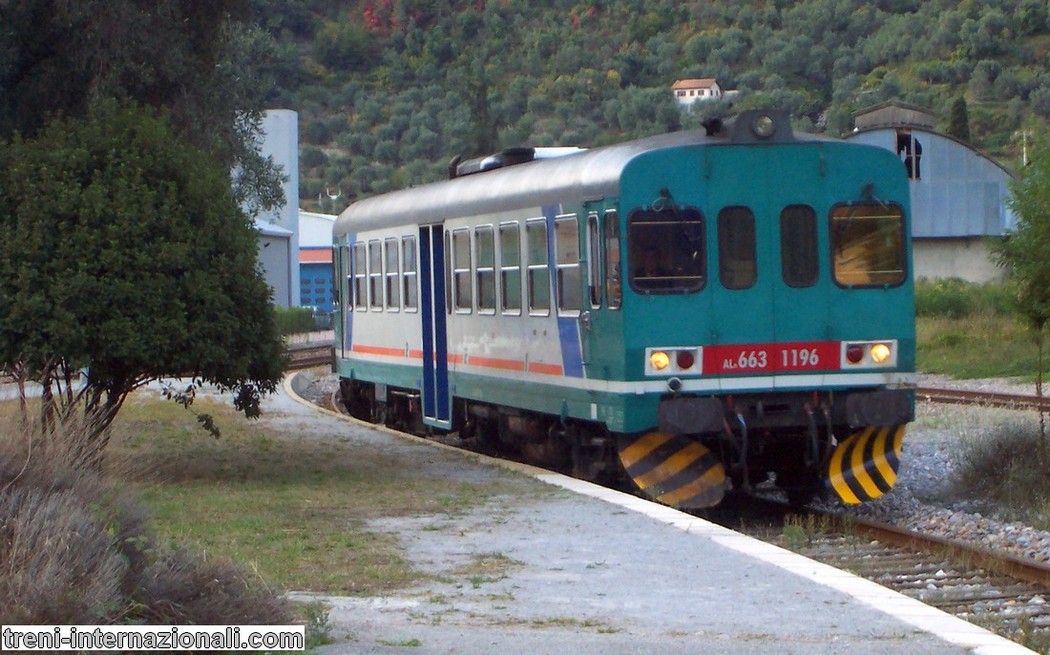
[247,0,1050,210]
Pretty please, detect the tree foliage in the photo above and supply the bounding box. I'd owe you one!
[0,103,286,467]
[0,0,285,215]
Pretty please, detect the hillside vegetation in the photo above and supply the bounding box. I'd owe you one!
[248,0,1050,211]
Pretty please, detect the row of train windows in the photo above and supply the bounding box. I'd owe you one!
[342,212,622,316]
[339,202,907,314]
[630,202,906,291]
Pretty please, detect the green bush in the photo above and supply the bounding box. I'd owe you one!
[274,306,315,335]
[914,278,1015,318]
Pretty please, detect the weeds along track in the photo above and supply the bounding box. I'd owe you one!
[723,501,1050,649]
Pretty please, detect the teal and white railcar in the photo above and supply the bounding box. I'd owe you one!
[332,110,916,508]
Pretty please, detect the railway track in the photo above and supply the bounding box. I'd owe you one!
[285,342,334,371]
[733,508,1050,648]
[916,386,1050,412]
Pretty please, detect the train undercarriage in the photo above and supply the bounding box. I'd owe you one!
[339,378,912,509]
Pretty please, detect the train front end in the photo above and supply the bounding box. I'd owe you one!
[610,111,916,508]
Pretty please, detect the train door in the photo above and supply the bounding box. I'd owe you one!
[704,145,829,365]
[418,224,451,428]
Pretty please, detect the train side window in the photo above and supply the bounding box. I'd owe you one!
[384,237,400,311]
[402,236,418,312]
[475,225,496,314]
[587,213,603,308]
[628,207,705,293]
[526,218,550,315]
[830,203,906,287]
[717,207,756,290]
[353,242,367,311]
[452,228,472,313]
[780,205,818,288]
[499,222,522,315]
[555,215,582,314]
[605,210,621,309]
[368,239,383,310]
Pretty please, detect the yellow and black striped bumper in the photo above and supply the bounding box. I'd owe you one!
[826,425,905,504]
[617,431,727,508]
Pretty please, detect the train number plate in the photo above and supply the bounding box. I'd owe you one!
[703,341,840,374]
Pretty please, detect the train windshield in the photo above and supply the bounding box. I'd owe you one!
[628,207,706,293]
[830,203,906,287]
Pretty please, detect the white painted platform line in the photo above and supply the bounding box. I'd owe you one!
[539,473,1037,655]
[284,372,1037,655]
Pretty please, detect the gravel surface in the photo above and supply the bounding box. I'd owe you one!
[836,374,1050,566]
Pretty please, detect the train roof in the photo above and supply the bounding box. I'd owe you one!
[333,110,828,236]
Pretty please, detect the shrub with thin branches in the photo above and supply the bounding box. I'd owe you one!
[0,421,291,627]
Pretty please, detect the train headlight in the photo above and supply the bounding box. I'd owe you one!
[650,350,671,371]
[870,343,892,364]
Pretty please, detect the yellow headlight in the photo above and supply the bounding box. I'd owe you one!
[870,343,891,363]
[650,351,671,371]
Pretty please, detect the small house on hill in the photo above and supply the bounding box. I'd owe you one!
[672,78,723,107]
[845,101,1017,283]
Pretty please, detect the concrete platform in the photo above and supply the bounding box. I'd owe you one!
[283,373,1034,655]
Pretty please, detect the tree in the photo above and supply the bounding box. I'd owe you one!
[994,130,1050,449]
[0,103,286,467]
[0,0,284,215]
[947,96,971,141]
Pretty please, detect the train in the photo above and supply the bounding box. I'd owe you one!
[331,109,916,509]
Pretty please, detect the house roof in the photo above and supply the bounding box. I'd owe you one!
[672,78,718,90]
[853,100,937,131]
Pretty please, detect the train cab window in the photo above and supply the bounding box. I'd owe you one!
[717,207,756,290]
[402,236,418,312]
[555,215,582,314]
[628,207,705,293]
[384,238,400,311]
[452,228,472,312]
[352,242,367,311]
[587,213,603,308]
[605,211,621,309]
[830,203,906,287]
[499,222,522,314]
[526,219,550,314]
[475,226,496,314]
[780,205,818,288]
[368,240,383,310]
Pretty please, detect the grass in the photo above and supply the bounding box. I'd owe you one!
[915,278,1049,380]
[99,390,529,595]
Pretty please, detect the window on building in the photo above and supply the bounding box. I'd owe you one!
[780,205,818,288]
[500,222,522,314]
[475,225,496,314]
[555,215,582,313]
[896,129,923,180]
[717,207,756,290]
[830,203,906,287]
[384,237,400,311]
[402,236,418,312]
[526,219,550,314]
